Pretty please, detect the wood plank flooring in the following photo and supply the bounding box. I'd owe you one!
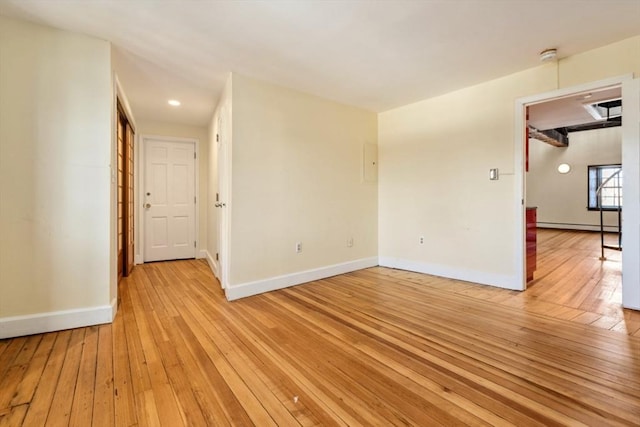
[535,229,622,311]
[1,258,639,426]
[431,228,638,336]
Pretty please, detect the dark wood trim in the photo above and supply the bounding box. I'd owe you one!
[116,100,135,280]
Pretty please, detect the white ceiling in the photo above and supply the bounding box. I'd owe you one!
[528,86,622,131]
[1,0,639,126]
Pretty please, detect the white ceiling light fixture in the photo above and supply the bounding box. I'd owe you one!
[557,163,571,174]
[168,99,181,106]
[539,48,557,62]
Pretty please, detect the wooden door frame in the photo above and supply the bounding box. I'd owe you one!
[116,108,124,282]
[124,116,135,275]
[514,74,640,310]
[116,101,135,279]
[139,135,200,264]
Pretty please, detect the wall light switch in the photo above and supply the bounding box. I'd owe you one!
[489,168,499,180]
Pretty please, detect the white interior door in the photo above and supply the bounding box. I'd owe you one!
[144,139,196,262]
[216,109,230,288]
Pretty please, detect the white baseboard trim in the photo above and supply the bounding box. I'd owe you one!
[623,302,640,311]
[0,300,117,339]
[205,250,220,281]
[379,256,520,291]
[110,297,118,321]
[225,257,379,301]
[197,249,207,260]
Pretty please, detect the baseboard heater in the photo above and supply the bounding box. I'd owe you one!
[537,222,619,232]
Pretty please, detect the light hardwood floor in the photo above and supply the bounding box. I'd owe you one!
[442,228,637,336]
[366,229,640,337]
[1,257,639,426]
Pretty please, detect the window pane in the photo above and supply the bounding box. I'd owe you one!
[588,168,598,208]
[587,164,622,209]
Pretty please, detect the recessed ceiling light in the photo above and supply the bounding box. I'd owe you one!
[168,99,181,106]
[557,163,571,174]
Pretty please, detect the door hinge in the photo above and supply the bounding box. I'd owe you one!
[194,152,196,159]
[194,241,196,248]
[194,196,196,204]
[216,253,219,261]
[216,134,219,142]
[216,193,219,202]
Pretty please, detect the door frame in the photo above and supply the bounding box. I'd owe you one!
[514,73,640,310]
[116,103,135,279]
[138,134,200,264]
[206,107,231,289]
[215,107,231,289]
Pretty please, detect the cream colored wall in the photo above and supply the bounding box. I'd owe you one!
[378,36,639,288]
[0,16,112,317]
[560,37,640,88]
[527,128,622,231]
[229,74,378,286]
[135,120,209,256]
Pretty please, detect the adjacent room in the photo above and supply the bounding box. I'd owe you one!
[525,86,625,323]
[1,1,639,425]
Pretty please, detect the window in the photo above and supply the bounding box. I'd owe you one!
[588,164,622,210]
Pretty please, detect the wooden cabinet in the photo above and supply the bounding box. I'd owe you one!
[526,207,537,282]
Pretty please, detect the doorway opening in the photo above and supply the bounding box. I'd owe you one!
[515,75,640,324]
[526,85,622,317]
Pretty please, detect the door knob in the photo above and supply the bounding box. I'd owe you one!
[214,203,226,207]
[145,203,151,208]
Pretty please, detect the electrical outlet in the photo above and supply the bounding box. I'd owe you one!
[296,242,302,253]
[347,237,354,247]
[419,236,424,245]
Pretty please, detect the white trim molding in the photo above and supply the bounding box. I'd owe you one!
[379,256,519,291]
[225,257,379,301]
[0,300,117,339]
[205,250,220,280]
[621,77,640,310]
